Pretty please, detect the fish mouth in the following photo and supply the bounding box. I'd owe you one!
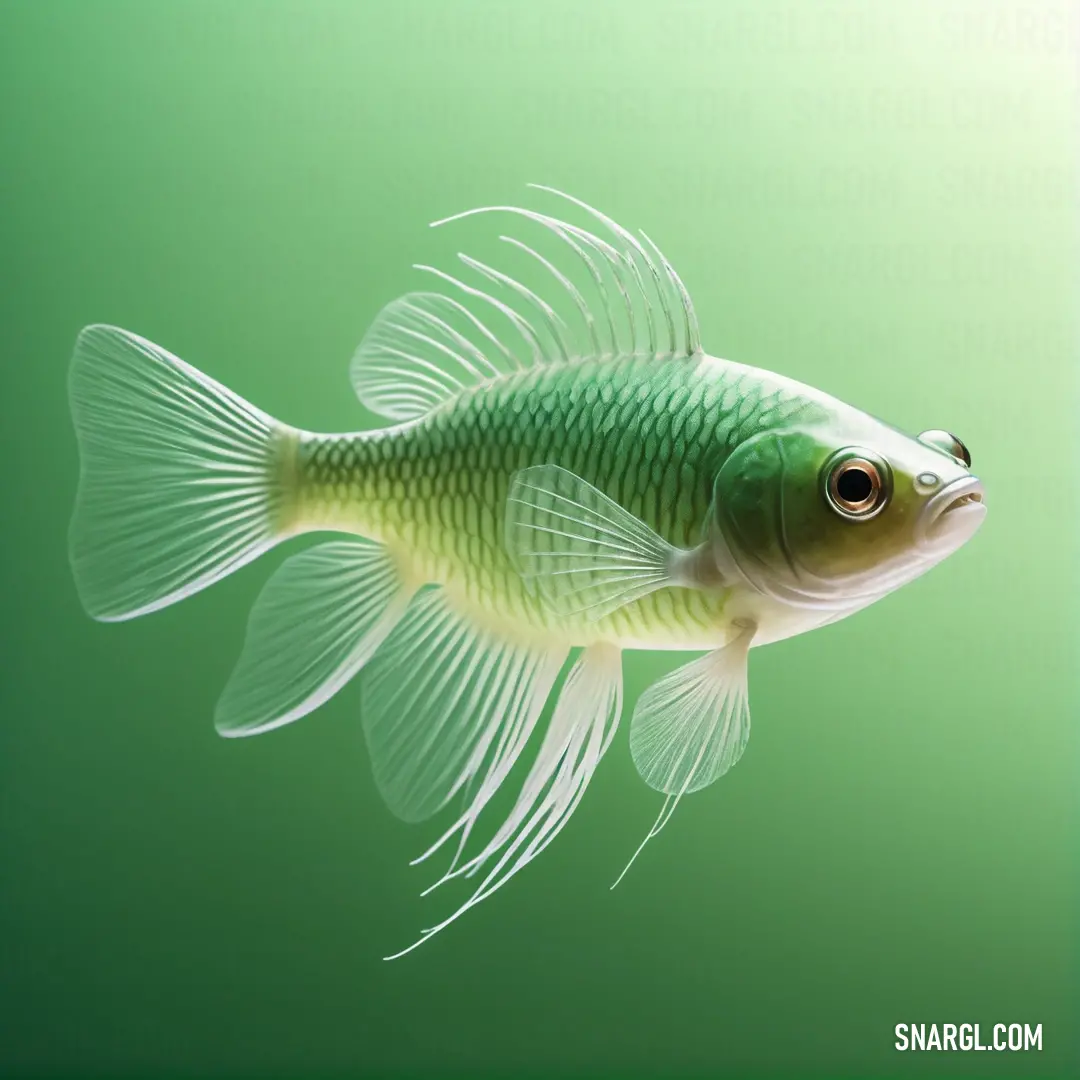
[943,490,984,512]
[916,476,987,547]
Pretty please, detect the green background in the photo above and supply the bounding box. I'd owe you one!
[2,1,1076,1076]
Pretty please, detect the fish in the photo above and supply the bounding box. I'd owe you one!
[67,186,986,958]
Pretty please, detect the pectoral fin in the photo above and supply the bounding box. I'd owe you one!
[505,464,679,621]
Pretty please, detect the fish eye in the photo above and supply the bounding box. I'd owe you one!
[821,449,890,521]
[917,429,971,468]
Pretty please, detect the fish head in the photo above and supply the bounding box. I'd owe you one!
[710,421,986,609]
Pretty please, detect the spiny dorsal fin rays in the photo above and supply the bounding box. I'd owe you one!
[429,187,701,358]
[527,184,670,356]
[419,291,520,373]
[499,234,602,357]
[558,223,638,357]
[455,253,573,365]
[522,185,700,357]
[393,296,501,382]
[352,187,702,421]
[640,229,699,360]
[431,205,628,358]
[413,264,546,366]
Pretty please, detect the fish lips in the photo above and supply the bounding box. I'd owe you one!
[916,475,987,550]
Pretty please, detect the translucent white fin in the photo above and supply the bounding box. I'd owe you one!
[610,793,681,891]
[613,624,755,886]
[630,624,754,795]
[215,540,413,737]
[505,464,677,620]
[360,588,568,825]
[350,292,512,421]
[351,186,702,420]
[384,643,623,961]
[68,324,291,621]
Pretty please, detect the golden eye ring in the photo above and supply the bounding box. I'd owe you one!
[822,450,890,521]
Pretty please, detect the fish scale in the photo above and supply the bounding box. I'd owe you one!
[292,353,817,646]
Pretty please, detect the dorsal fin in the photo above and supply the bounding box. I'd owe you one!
[351,186,702,421]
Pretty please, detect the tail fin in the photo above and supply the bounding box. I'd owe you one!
[68,325,297,621]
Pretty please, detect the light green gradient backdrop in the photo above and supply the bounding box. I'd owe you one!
[1,2,1076,1076]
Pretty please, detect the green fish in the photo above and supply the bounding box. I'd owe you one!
[68,187,986,958]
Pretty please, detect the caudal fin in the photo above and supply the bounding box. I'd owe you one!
[68,325,297,621]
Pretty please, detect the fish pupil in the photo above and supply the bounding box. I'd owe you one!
[837,468,873,504]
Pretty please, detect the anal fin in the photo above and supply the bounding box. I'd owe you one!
[360,589,569,827]
[215,539,412,737]
[385,642,623,960]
